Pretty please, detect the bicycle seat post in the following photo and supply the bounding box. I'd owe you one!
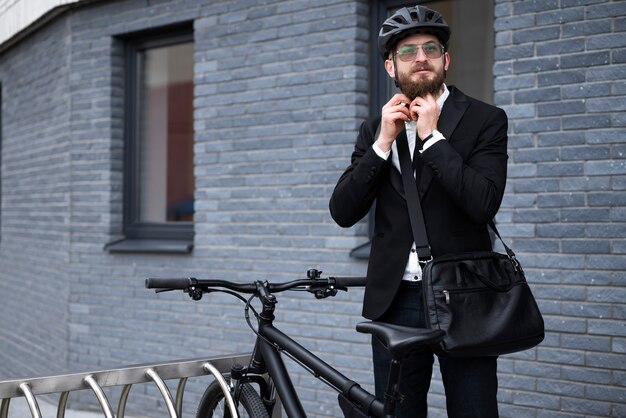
[383,358,403,416]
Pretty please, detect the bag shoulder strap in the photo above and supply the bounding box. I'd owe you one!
[386,121,515,265]
[395,132,432,261]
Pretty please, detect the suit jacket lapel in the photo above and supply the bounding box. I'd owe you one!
[417,86,470,197]
[438,86,469,141]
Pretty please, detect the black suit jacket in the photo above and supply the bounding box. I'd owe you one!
[329,86,509,320]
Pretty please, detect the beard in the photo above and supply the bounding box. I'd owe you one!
[396,64,445,101]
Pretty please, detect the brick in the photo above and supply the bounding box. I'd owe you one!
[537,7,585,25]
[561,208,610,222]
[585,160,626,175]
[537,378,585,398]
[494,2,511,18]
[495,44,535,60]
[513,0,559,14]
[587,63,626,82]
[540,69,588,87]
[537,163,583,177]
[514,87,561,103]
[513,391,561,409]
[562,19,612,38]
[562,51,610,69]
[508,133,535,148]
[563,114,612,130]
[495,30,512,47]
[586,382,626,401]
[561,145,610,161]
[585,223,626,238]
[514,118,561,133]
[587,96,626,113]
[512,238,560,253]
[562,82,612,99]
[561,365,612,385]
[495,74,536,90]
[495,15,536,31]
[537,223,585,238]
[587,254,626,270]
[538,100,586,116]
[513,148,559,163]
[586,2,626,19]
[513,57,560,74]
[513,26,561,44]
[512,180,560,194]
[537,131,585,146]
[562,239,610,253]
[501,104,535,119]
[614,47,626,64]
[586,128,626,144]
[513,360,562,378]
[536,38,585,56]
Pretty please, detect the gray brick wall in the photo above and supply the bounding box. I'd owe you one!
[0,0,624,417]
[0,15,72,378]
[494,0,626,417]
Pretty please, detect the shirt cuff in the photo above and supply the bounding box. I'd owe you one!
[420,130,446,152]
[373,142,391,160]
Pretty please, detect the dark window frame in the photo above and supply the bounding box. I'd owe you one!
[107,23,194,253]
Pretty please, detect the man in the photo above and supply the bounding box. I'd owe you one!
[329,5,508,418]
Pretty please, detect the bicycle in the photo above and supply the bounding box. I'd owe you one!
[145,269,444,418]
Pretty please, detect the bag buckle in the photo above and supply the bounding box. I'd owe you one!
[418,255,433,266]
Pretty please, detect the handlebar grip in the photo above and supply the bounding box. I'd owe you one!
[145,277,194,290]
[332,276,367,288]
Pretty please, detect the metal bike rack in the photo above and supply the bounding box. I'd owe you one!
[0,354,250,418]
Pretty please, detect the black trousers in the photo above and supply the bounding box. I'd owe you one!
[372,281,499,418]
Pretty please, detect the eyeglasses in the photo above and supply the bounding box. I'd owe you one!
[394,42,445,62]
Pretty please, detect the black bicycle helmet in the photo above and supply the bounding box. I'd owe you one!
[378,5,451,60]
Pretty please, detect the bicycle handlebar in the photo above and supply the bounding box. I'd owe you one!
[145,273,367,295]
[145,277,196,290]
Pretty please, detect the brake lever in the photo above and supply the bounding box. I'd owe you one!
[313,288,338,299]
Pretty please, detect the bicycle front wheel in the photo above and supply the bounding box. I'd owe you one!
[196,380,269,418]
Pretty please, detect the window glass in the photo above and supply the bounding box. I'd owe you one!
[136,42,194,223]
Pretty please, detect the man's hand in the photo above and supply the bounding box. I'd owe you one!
[376,93,412,153]
[410,94,439,141]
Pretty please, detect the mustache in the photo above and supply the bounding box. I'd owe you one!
[411,64,433,72]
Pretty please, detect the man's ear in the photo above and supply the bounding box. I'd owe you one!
[384,58,396,78]
[443,52,450,71]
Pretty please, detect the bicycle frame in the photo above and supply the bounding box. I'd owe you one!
[241,284,388,418]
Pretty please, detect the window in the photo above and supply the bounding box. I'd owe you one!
[108,25,195,253]
[352,0,494,258]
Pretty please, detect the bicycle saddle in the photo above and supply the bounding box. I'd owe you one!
[356,321,445,359]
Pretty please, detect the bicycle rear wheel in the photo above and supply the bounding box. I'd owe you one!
[196,380,269,418]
